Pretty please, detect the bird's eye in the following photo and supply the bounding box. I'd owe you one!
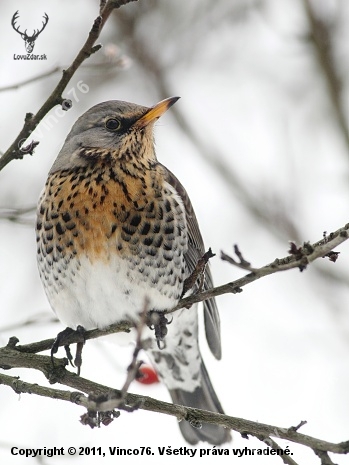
[105,118,121,131]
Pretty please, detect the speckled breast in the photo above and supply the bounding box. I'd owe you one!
[36,159,188,328]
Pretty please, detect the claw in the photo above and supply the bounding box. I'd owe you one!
[51,326,86,375]
[147,311,171,349]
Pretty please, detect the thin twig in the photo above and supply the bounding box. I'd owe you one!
[0,61,128,93]
[313,449,337,465]
[255,435,300,465]
[288,420,308,433]
[0,205,36,225]
[221,245,257,272]
[0,372,88,406]
[0,67,60,92]
[120,297,149,396]
[12,321,132,355]
[6,223,349,357]
[181,248,215,297]
[114,9,303,244]
[80,299,151,425]
[0,353,348,456]
[0,0,138,172]
[170,223,349,313]
[1,224,348,458]
[0,313,58,332]
[303,0,349,154]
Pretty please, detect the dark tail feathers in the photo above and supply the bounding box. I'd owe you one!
[169,360,231,445]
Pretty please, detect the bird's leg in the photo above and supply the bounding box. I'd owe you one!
[147,311,172,349]
[51,327,76,365]
[74,325,86,376]
[51,325,86,375]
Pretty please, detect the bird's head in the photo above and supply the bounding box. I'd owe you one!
[50,96,179,173]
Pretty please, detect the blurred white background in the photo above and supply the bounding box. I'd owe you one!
[1,0,349,464]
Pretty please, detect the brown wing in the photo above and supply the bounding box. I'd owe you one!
[161,163,222,360]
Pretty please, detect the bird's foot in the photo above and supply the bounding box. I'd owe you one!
[147,311,172,349]
[51,325,86,375]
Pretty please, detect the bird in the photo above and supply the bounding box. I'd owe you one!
[36,96,231,445]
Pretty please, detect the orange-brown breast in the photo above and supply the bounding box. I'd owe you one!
[37,159,186,266]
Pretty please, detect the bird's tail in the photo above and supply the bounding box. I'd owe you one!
[169,360,231,445]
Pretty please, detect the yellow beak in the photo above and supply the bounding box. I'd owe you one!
[134,96,180,128]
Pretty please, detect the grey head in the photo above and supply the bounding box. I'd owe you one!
[49,97,179,174]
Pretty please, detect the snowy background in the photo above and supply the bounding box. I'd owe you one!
[1,0,349,464]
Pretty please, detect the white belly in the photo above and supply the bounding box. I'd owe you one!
[43,253,201,392]
[42,254,181,330]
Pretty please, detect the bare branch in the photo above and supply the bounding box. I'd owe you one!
[120,297,149,396]
[313,449,337,465]
[11,321,132,355]
[0,67,60,92]
[0,312,57,332]
[0,372,88,406]
[171,223,349,313]
[221,244,257,272]
[303,0,349,154]
[113,9,303,245]
[0,0,138,172]
[1,223,348,458]
[0,205,36,225]
[0,349,348,458]
[5,222,348,359]
[0,60,127,93]
[288,420,308,433]
[255,436,300,465]
[181,248,215,297]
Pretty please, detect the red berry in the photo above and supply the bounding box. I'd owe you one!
[136,365,159,384]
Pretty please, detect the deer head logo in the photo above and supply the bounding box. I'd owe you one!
[11,11,49,54]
